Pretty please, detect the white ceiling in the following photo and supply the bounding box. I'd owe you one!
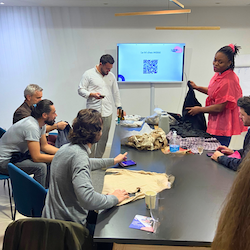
[1,0,250,8]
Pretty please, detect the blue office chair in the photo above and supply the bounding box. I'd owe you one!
[7,163,48,220]
[0,127,10,206]
[0,127,6,138]
[0,174,13,220]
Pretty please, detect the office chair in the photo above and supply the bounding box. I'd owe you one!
[2,218,93,250]
[0,128,13,218]
[0,127,6,138]
[0,174,13,220]
[7,163,47,220]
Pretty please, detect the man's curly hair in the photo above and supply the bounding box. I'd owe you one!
[68,109,103,145]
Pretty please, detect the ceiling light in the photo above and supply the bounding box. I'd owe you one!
[0,2,4,4]
[169,0,184,9]
[115,9,191,17]
[156,26,220,30]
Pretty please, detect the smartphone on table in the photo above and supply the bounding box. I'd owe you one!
[206,152,214,157]
[119,160,137,167]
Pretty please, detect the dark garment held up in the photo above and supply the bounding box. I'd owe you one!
[55,123,71,148]
[182,81,207,131]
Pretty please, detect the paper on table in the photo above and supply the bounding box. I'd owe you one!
[129,215,154,233]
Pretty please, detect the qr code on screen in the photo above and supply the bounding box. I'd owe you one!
[143,60,158,74]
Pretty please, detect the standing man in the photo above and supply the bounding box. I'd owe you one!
[0,99,59,187]
[78,54,124,158]
[211,96,250,171]
[13,84,67,131]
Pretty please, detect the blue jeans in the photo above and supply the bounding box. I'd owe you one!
[86,210,98,236]
[0,159,47,188]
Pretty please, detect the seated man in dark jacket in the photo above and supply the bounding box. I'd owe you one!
[13,84,68,131]
[211,96,250,171]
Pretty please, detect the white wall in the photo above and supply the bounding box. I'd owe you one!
[1,6,250,147]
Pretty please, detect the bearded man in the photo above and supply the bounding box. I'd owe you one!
[0,99,58,187]
[78,54,124,158]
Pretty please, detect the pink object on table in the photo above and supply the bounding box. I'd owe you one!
[228,150,241,159]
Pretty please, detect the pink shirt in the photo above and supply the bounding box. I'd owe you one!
[206,69,246,136]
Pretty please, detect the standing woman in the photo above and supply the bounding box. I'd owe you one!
[187,44,246,146]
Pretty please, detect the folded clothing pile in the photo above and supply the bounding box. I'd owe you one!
[126,127,168,151]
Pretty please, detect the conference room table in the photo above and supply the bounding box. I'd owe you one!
[93,125,236,247]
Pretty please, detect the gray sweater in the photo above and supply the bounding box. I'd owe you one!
[42,143,118,225]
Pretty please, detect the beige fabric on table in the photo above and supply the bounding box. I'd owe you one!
[102,168,173,206]
[126,127,168,151]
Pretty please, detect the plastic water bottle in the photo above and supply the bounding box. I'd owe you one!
[159,111,170,135]
[169,131,180,153]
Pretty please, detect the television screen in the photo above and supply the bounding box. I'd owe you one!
[117,43,185,82]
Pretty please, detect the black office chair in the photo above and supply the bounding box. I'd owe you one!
[0,174,13,220]
[2,218,93,250]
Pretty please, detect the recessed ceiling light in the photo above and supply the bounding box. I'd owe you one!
[215,2,220,4]
[103,3,108,5]
[0,2,5,4]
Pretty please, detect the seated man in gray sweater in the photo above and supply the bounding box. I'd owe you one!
[42,109,129,230]
[211,96,250,171]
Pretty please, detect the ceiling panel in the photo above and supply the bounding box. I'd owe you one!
[1,0,250,7]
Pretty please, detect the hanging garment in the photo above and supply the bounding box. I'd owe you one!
[182,81,207,131]
[2,218,92,250]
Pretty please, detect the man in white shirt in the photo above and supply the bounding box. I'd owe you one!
[78,54,123,158]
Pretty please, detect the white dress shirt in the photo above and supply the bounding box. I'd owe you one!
[78,66,122,117]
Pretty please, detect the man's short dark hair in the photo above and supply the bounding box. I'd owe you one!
[31,99,53,119]
[69,109,103,145]
[238,96,250,115]
[100,54,114,65]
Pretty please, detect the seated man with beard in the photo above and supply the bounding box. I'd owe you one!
[0,99,59,187]
[42,109,129,235]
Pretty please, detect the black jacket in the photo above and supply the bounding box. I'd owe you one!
[218,129,250,171]
[55,123,71,148]
[182,81,207,131]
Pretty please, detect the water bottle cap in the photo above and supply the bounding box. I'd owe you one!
[161,111,168,117]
